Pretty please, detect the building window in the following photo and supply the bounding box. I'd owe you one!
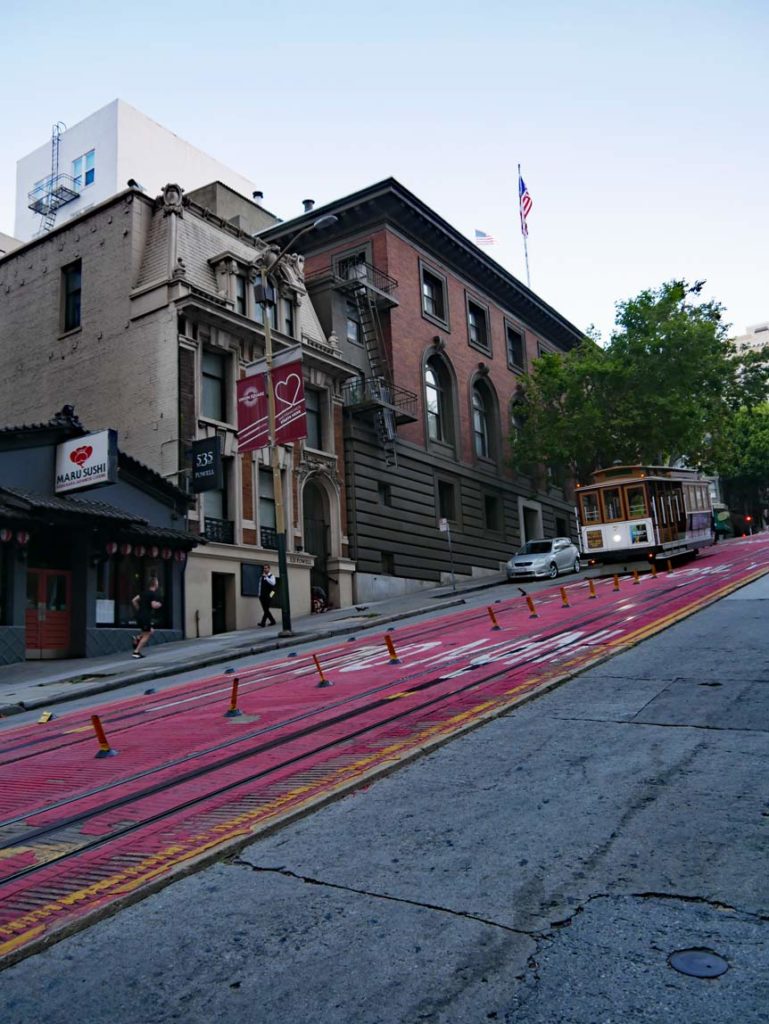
[259,468,277,548]
[484,494,502,532]
[72,149,95,188]
[305,389,322,450]
[202,350,228,422]
[437,479,457,522]
[421,266,447,324]
[555,515,569,537]
[506,324,525,370]
[467,299,490,353]
[95,554,171,628]
[472,386,490,458]
[62,260,82,331]
[381,552,395,575]
[283,298,295,337]
[378,482,392,506]
[254,296,277,329]
[177,315,198,340]
[235,274,248,315]
[346,301,362,344]
[0,548,6,625]
[424,355,454,445]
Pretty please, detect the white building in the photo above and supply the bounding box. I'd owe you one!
[734,322,769,355]
[0,231,20,257]
[15,99,258,241]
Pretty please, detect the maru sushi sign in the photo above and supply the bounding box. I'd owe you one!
[55,430,118,494]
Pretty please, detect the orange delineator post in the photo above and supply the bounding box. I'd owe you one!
[560,586,570,608]
[385,634,401,663]
[587,579,597,599]
[525,595,538,619]
[613,575,620,592]
[632,570,640,585]
[667,559,674,573]
[313,653,333,687]
[651,563,658,578]
[225,676,243,717]
[487,606,502,631]
[91,715,117,758]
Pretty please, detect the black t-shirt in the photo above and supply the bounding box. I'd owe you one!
[137,589,160,621]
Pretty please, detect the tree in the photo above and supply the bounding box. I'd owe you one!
[720,405,769,518]
[511,280,768,484]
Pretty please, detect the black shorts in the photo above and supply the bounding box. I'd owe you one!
[137,618,153,633]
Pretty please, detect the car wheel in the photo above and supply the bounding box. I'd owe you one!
[573,557,581,574]
[548,562,558,579]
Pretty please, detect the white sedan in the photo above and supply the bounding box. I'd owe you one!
[506,538,582,580]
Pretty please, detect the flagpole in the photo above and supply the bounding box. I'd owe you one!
[518,163,531,289]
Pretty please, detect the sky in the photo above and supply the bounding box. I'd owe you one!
[1,0,767,342]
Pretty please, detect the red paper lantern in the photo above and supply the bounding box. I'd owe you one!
[105,541,118,555]
[119,542,132,556]
[174,549,187,563]
[149,545,159,558]
[134,544,146,558]
[161,547,172,560]
[16,531,30,546]
[0,528,12,543]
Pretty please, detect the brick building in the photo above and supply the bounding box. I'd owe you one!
[261,179,585,601]
[0,182,357,638]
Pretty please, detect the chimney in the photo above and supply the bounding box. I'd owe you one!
[252,191,264,203]
[302,199,315,213]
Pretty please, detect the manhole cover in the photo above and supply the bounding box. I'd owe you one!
[668,948,729,978]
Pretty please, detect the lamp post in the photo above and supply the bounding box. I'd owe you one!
[257,214,338,636]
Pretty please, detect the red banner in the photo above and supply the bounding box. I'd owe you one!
[236,375,269,453]
[236,358,307,453]
[273,358,307,445]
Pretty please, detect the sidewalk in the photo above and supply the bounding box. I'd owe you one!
[0,571,508,716]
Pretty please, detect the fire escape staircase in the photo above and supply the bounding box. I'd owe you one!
[334,260,417,468]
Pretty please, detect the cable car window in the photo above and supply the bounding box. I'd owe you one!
[625,485,647,519]
[601,487,623,522]
[580,493,600,523]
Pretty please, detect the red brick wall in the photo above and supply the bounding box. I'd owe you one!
[383,230,534,479]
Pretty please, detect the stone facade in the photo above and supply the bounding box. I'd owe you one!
[0,185,358,638]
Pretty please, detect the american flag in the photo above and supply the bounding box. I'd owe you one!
[474,229,496,246]
[518,174,533,237]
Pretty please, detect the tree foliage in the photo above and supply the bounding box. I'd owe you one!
[510,280,769,484]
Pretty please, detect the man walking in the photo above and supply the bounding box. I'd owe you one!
[258,564,277,627]
[131,577,162,658]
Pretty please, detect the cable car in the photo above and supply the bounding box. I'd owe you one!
[576,465,714,564]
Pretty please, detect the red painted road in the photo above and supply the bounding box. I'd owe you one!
[1,536,767,964]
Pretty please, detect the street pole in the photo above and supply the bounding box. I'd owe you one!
[260,267,292,636]
[254,213,338,636]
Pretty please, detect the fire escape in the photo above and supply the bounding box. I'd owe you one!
[334,257,417,467]
[27,123,81,234]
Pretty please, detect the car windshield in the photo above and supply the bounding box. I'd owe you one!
[519,541,553,555]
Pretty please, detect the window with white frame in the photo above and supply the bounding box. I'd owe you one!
[235,274,248,315]
[305,389,323,450]
[72,150,95,188]
[201,350,229,422]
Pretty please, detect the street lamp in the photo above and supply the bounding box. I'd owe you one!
[256,214,338,635]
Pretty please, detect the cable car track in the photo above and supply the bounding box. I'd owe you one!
[0,551,759,776]
[0,541,766,964]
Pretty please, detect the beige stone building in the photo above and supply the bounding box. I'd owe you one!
[0,182,357,636]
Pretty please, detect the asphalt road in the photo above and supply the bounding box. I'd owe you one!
[2,575,768,1023]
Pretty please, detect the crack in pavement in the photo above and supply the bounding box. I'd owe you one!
[230,856,542,938]
[550,715,769,733]
[547,889,768,929]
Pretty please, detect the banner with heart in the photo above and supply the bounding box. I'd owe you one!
[237,358,307,453]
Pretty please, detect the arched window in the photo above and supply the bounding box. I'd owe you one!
[424,355,454,444]
[472,386,489,458]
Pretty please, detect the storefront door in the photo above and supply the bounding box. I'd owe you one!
[25,569,72,659]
